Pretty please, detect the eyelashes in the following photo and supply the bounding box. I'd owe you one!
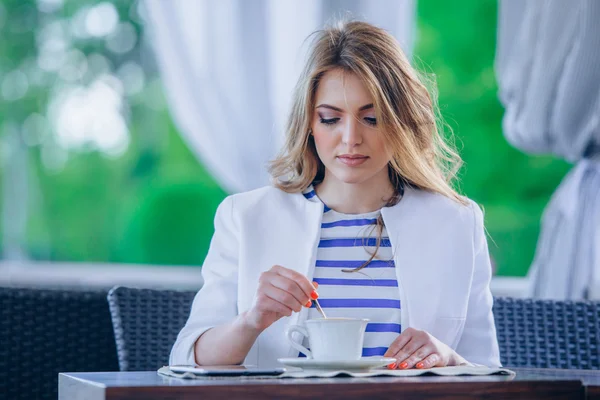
[364,117,377,126]
[319,117,340,125]
[319,117,377,126]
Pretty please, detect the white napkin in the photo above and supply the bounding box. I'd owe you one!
[158,366,515,380]
[278,366,515,378]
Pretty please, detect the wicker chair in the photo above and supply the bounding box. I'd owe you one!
[493,297,600,369]
[106,288,600,371]
[0,287,119,400]
[107,286,196,371]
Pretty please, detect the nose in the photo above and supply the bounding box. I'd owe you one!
[341,117,363,146]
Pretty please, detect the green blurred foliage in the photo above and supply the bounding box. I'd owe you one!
[414,0,571,275]
[0,0,571,275]
[26,114,226,264]
[0,0,227,266]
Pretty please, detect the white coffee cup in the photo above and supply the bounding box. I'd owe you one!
[286,318,369,361]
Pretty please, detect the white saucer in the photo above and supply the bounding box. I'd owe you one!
[277,357,396,372]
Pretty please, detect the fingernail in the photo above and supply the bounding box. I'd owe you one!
[312,281,319,288]
[387,363,397,369]
[310,291,319,300]
[304,300,312,308]
[416,362,424,369]
[399,362,408,369]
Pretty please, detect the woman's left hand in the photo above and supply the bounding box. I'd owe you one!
[383,327,469,369]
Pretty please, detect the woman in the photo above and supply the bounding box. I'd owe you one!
[170,20,500,369]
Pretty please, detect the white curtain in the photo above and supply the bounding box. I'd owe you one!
[496,0,600,299]
[143,0,415,193]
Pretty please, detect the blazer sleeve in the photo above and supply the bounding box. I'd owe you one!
[455,201,502,367]
[169,195,240,366]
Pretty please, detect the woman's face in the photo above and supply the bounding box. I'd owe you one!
[311,69,392,185]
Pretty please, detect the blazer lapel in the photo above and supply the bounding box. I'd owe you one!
[382,187,443,332]
[250,190,323,361]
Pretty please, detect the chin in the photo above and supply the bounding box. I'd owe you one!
[331,169,373,185]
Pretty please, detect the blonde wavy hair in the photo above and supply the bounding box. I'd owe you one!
[269,19,465,271]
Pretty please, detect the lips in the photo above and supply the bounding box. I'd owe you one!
[337,155,368,166]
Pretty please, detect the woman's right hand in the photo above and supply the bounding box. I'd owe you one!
[243,265,318,332]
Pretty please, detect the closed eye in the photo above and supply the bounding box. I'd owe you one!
[364,117,377,126]
[319,117,377,126]
[320,117,340,125]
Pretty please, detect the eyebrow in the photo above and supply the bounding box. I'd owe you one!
[316,103,374,112]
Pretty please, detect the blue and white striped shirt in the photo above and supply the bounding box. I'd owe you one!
[301,185,401,357]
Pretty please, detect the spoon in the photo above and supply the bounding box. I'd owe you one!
[313,298,327,319]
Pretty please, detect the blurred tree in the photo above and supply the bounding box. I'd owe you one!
[118,181,225,265]
[0,0,227,266]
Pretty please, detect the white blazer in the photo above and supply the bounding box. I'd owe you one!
[170,185,501,368]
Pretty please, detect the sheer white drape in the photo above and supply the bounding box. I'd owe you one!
[496,0,600,299]
[144,0,415,193]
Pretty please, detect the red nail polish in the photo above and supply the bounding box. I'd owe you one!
[310,291,319,300]
[304,300,312,308]
[387,363,397,369]
[399,362,408,369]
[416,362,424,369]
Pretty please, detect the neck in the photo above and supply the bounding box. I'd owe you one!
[315,170,395,214]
